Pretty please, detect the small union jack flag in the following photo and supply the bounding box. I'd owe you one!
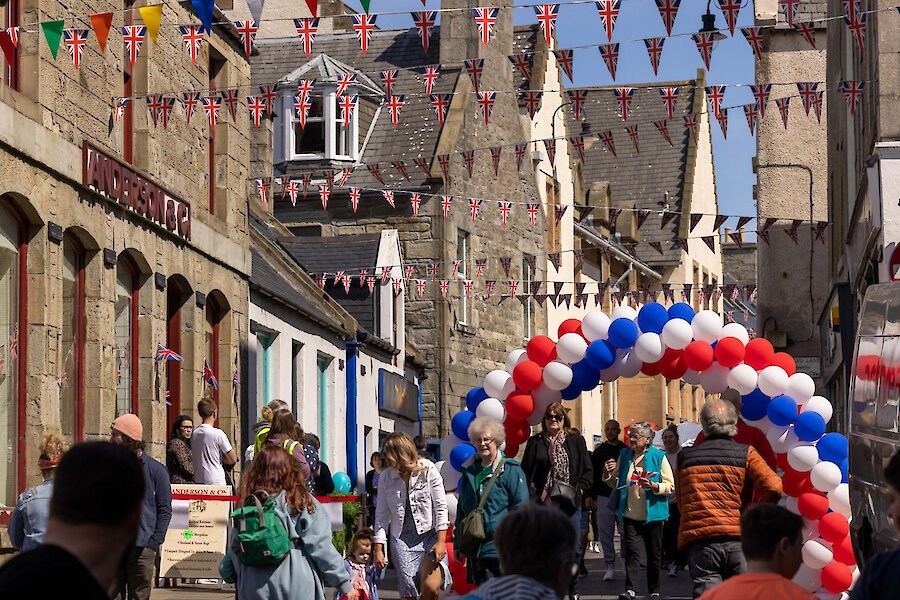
[570,136,586,163]
[692,32,716,70]
[385,94,405,128]
[319,184,331,210]
[201,95,221,129]
[526,203,540,226]
[285,179,301,206]
[464,59,484,92]
[416,279,427,299]
[614,87,634,122]
[472,7,499,47]
[338,94,357,127]
[158,97,175,129]
[553,49,574,82]
[182,92,200,124]
[180,25,204,64]
[797,82,819,115]
[498,201,512,225]
[595,0,621,42]
[114,99,127,124]
[404,266,416,285]
[430,93,450,124]
[626,125,639,154]
[775,97,791,129]
[718,0,742,35]
[410,192,422,216]
[515,143,527,171]
[392,278,403,297]
[121,25,147,68]
[379,69,398,96]
[781,0,799,25]
[599,130,617,157]
[220,89,239,122]
[441,195,452,219]
[203,359,220,390]
[256,178,270,204]
[716,108,729,139]
[475,91,497,126]
[452,260,463,278]
[659,86,680,120]
[490,147,502,176]
[509,53,533,83]
[352,13,377,54]
[63,29,89,70]
[349,187,361,212]
[412,11,436,54]
[464,280,474,298]
[366,277,376,295]
[643,37,665,76]
[439,280,450,299]
[438,155,451,182]
[543,138,556,166]
[293,18,319,57]
[462,149,475,178]
[300,172,312,197]
[654,120,673,146]
[840,80,864,116]
[337,168,353,188]
[294,92,313,127]
[248,96,266,128]
[335,73,356,98]
[382,189,395,209]
[794,21,816,49]
[469,198,482,223]
[750,84,771,118]
[156,344,184,362]
[743,103,758,136]
[421,65,441,95]
[393,160,411,181]
[599,43,619,80]
[706,85,724,118]
[414,157,432,179]
[654,0,681,36]
[522,90,543,119]
[533,4,559,45]
[259,84,277,113]
[846,10,867,55]
[342,273,352,294]
[741,27,764,60]
[146,95,162,128]
[567,89,587,121]
[234,20,258,58]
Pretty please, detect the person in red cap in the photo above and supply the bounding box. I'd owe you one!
[110,414,172,600]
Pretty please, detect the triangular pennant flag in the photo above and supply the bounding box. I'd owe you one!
[729,231,744,250]
[305,0,318,17]
[475,91,497,126]
[794,21,816,49]
[576,206,594,223]
[786,219,802,244]
[349,187,361,213]
[637,209,651,229]
[180,25,205,64]
[599,43,619,80]
[414,157,432,179]
[515,143,527,171]
[472,7,499,47]
[555,204,568,225]
[294,18,319,57]
[139,5,163,43]
[567,89,587,121]
[743,103,759,136]
[692,32,716,70]
[609,208,622,228]
[658,86,680,120]
[573,249,584,270]
[498,201,512,225]
[553,49,574,82]
[718,0,741,35]
[121,25,147,67]
[0,30,13,66]
[41,20,65,61]
[549,252,561,271]
[386,95,405,128]
[847,10,867,55]
[736,216,753,230]
[716,108,729,139]
[63,29,89,69]
[360,0,371,13]
[644,37,665,76]
[661,211,677,228]
[234,20,258,58]
[751,83,772,118]
[654,0,681,36]
[90,13,113,53]
[776,97,791,129]
[430,93,450,125]
[490,147,502,176]
[248,0,266,24]
[706,85,725,118]
[463,149,475,178]
[595,0,622,42]
[714,214,728,231]
[440,195,452,219]
[533,4,559,45]
[438,155,450,183]
[522,90,543,119]
[840,80,865,116]
[526,203,540,226]
[599,130,617,157]
[654,120,673,146]
[650,241,664,255]
[543,138,556,166]
[509,53,533,83]
[392,160,411,181]
[412,11,436,55]
[814,221,828,244]
[626,124,639,154]
[351,13,377,55]
[742,27,764,60]
[191,0,214,34]
[569,136,586,163]
[463,59,484,93]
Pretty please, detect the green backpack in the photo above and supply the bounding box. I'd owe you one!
[231,493,293,567]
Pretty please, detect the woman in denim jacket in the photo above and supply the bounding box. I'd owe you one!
[9,433,68,551]
[373,432,450,600]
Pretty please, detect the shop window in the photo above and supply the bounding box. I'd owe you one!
[0,203,22,506]
[61,236,85,443]
[287,88,358,161]
[114,256,140,416]
[205,297,222,409]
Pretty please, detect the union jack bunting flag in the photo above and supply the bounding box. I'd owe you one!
[515,143,527,171]
[654,120,673,146]
[614,87,634,122]
[255,178,270,204]
[338,94,357,127]
[595,0,621,42]
[366,276,376,295]
[553,49,574,82]
[659,86,680,120]
[438,154,451,182]
[337,168,354,188]
[743,103,758,136]
[203,359,220,390]
[440,194,452,218]
[794,21,816,49]
[741,27,764,60]
[692,32,716,70]
[500,257,512,277]
[179,25,204,64]
[220,89,239,122]
[498,201,512,225]
[146,95,162,128]
[490,147,502,176]
[575,205,594,223]
[336,73,356,98]
[392,160,411,181]
[463,149,475,178]
[63,29,89,70]
[543,138,556,167]
[718,0,741,35]
[636,209,651,229]
[415,279,427,299]
[385,95,405,128]
[555,204,568,225]
[776,97,791,129]
[570,136,586,163]
[786,219,802,244]
[463,59,484,92]
[508,53,533,83]
[526,203,540,226]
[472,7,499,47]
[533,4,559,45]
[349,187,361,212]
[469,198,482,223]
[426,262,439,280]
[706,85,725,119]
[599,43,619,80]
[404,265,415,284]
[644,37,665,76]
[439,280,449,299]
[522,90,542,119]
[814,221,828,244]
[599,130,617,157]
[293,18,319,57]
[410,192,422,217]
[661,210,677,228]
[382,190,395,208]
[780,0,799,25]
[392,278,403,297]
[609,208,623,228]
[259,84,277,114]
[182,92,200,124]
[4,26,19,50]
[352,13,377,54]
[414,157,432,178]
[158,97,175,129]
[797,82,819,115]
[475,91,497,126]
[452,260,463,277]
[506,279,518,299]
[412,11,436,54]
[846,10,867,54]
[567,89,587,121]
[430,93,450,124]
[484,280,496,299]
[200,95,222,129]
[234,20,258,58]
[278,175,290,203]
[379,69,398,96]
[319,184,331,210]
[650,241,664,255]
[285,179,301,206]
[549,252,561,271]
[421,65,441,95]
[716,108,728,139]
[296,78,315,102]
[324,170,336,192]
[750,84,771,118]
[368,163,385,185]
[121,25,146,67]
[156,344,184,361]
[342,274,352,295]
[626,125,639,154]
[840,80,864,116]
[654,0,681,36]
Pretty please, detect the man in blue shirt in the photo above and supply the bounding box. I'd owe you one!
[111,413,172,600]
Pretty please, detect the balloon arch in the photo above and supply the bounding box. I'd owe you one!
[438,302,856,597]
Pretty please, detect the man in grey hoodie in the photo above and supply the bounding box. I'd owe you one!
[459,503,577,600]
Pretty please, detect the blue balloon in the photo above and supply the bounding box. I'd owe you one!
[571,359,601,392]
[794,411,826,442]
[451,410,477,442]
[741,389,771,421]
[608,318,639,349]
[637,303,669,334]
[667,302,695,323]
[561,381,581,400]
[817,432,849,464]
[767,395,798,427]
[585,339,616,371]
[840,458,849,483]
[332,471,352,494]
[449,443,476,471]
[466,387,490,412]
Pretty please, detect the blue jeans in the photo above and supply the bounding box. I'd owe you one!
[570,508,583,595]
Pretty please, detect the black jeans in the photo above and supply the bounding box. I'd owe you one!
[468,557,502,585]
[662,503,686,567]
[623,518,663,595]
[687,538,746,598]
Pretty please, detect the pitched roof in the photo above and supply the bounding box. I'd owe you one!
[567,81,697,266]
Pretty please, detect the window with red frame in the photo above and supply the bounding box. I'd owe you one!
[115,256,140,416]
[61,236,86,443]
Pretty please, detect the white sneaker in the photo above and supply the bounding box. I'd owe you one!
[604,567,615,581]
[668,564,678,577]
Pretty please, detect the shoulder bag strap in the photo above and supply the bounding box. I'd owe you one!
[475,458,507,512]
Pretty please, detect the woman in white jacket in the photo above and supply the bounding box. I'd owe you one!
[373,432,449,600]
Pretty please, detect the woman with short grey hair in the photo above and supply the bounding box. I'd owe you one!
[454,416,529,584]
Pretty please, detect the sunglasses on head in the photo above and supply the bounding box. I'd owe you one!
[546,414,564,422]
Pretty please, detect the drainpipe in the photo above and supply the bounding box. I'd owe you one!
[345,339,359,489]
[417,369,425,438]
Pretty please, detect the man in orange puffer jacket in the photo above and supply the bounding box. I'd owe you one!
[676,400,782,599]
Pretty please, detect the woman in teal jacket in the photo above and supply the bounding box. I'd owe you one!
[454,416,530,585]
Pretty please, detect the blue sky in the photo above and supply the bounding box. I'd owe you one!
[344,0,757,219]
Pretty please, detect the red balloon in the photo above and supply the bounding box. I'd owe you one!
[641,359,664,377]
[504,443,520,457]
[661,354,688,380]
[512,360,543,392]
[782,467,813,497]
[832,534,857,566]
[744,338,775,370]
[527,335,558,367]
[505,391,535,421]
[714,337,746,368]
[446,541,476,595]
[684,341,714,372]
[821,561,853,594]
[797,491,830,520]
[504,419,531,447]
[771,352,797,376]
[819,511,851,544]
[558,319,584,339]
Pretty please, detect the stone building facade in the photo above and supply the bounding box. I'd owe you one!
[0,1,251,511]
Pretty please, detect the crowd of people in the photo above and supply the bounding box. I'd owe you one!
[2,394,900,599]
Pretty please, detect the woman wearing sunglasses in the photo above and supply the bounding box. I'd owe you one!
[521,403,593,600]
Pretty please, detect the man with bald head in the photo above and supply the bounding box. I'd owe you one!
[676,400,782,598]
[692,389,776,470]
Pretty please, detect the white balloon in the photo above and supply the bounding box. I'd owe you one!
[440,460,460,491]
[582,311,611,342]
[770,426,799,453]
[446,491,459,523]
[765,424,789,448]
[802,540,833,570]
[720,322,750,345]
[484,370,515,401]
[803,518,820,541]
[851,566,860,589]
[802,396,834,424]
[682,369,702,385]
[758,366,790,397]
[661,318,694,350]
[788,372,816,403]
[557,333,588,364]
[793,563,823,592]
[692,310,723,343]
[542,361,574,391]
[727,364,759,395]
[440,434,462,459]
[611,305,638,321]
[533,383,562,408]
[700,363,730,394]
[505,349,528,373]
[600,364,620,382]
[788,444,820,472]
[475,397,505,422]
[810,461,843,494]
[784,495,800,515]
[634,332,666,363]
[828,483,851,518]
[617,350,644,378]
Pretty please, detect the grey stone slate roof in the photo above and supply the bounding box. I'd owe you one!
[567,81,697,266]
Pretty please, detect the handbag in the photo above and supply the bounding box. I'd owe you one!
[455,458,506,556]
[549,478,578,507]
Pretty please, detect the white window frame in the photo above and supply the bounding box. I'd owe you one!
[285,86,359,162]
[523,259,533,340]
[457,231,470,326]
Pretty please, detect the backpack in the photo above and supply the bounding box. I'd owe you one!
[231,492,292,566]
